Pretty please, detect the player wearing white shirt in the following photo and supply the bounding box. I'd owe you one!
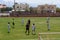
[32,23,36,35]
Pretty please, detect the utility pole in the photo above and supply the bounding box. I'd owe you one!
[14,0,15,11]
[13,0,15,16]
[0,8,1,12]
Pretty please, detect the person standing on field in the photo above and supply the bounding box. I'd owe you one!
[12,18,15,29]
[47,17,50,31]
[32,23,36,35]
[8,22,10,33]
[21,18,24,26]
[25,23,30,35]
[28,19,31,26]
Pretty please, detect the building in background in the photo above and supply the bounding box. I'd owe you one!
[37,4,56,13]
[32,7,37,13]
[0,4,7,12]
[13,3,30,12]
[0,4,7,8]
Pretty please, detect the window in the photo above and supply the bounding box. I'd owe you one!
[17,6,19,8]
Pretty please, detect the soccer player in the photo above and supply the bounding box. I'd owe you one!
[12,21,15,28]
[47,17,50,31]
[8,22,10,33]
[25,23,30,35]
[32,23,36,35]
[21,18,24,26]
[28,19,31,26]
[12,18,15,28]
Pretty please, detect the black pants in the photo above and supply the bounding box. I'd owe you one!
[25,28,29,35]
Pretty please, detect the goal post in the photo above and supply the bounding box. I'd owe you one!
[38,32,60,40]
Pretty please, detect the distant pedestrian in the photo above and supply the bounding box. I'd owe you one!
[8,22,10,33]
[32,23,36,35]
[25,23,30,35]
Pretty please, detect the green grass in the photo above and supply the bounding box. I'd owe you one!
[0,17,60,40]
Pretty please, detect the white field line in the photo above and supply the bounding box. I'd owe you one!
[39,32,60,34]
[35,22,60,25]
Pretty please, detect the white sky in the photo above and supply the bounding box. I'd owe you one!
[0,0,60,7]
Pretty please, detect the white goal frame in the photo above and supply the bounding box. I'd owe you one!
[38,32,60,40]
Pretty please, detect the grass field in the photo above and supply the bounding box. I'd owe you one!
[0,17,60,40]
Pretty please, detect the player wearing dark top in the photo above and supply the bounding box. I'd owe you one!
[25,23,30,35]
[28,19,30,25]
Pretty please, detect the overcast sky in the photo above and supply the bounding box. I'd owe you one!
[0,0,60,7]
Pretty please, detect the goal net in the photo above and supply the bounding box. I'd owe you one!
[38,32,60,40]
